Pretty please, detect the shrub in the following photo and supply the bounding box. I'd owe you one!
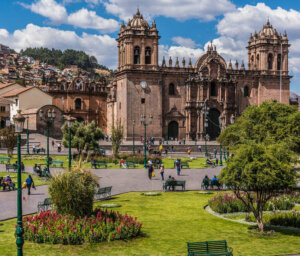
[94,154,162,165]
[48,167,98,218]
[23,209,142,245]
[245,211,300,228]
[208,193,296,214]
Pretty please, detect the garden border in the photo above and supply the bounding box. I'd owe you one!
[204,205,300,231]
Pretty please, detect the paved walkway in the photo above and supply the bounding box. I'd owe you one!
[0,166,223,220]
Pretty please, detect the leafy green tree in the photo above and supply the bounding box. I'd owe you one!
[0,126,17,157]
[61,121,104,155]
[111,121,123,158]
[218,101,300,153]
[48,167,99,217]
[219,142,297,232]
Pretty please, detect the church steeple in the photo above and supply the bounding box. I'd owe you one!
[117,10,160,71]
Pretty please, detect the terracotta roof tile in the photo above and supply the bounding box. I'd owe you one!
[1,87,32,97]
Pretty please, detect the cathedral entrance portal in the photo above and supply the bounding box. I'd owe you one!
[168,121,179,140]
[207,108,221,140]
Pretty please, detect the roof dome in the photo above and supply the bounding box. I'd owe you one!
[128,9,149,29]
[258,20,279,38]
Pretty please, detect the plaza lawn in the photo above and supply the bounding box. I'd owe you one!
[0,154,211,169]
[1,192,300,256]
[0,172,49,188]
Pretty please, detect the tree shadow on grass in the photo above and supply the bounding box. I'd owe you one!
[247,225,300,237]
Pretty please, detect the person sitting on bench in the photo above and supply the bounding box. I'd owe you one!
[34,164,42,177]
[211,175,219,186]
[202,175,210,190]
[120,159,127,168]
[206,158,215,167]
[0,177,6,190]
[5,175,15,190]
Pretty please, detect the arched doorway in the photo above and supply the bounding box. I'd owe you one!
[207,108,220,140]
[0,119,5,129]
[168,121,179,140]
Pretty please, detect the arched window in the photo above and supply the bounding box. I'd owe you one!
[134,46,140,64]
[169,83,175,95]
[210,81,217,97]
[244,86,250,97]
[145,47,151,64]
[277,54,281,70]
[251,55,254,63]
[75,98,82,110]
[268,53,273,70]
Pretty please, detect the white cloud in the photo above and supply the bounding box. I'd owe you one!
[21,0,119,33]
[0,24,117,68]
[68,8,119,33]
[23,0,67,24]
[172,37,198,48]
[103,0,235,21]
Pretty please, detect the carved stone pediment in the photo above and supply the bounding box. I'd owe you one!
[165,105,185,120]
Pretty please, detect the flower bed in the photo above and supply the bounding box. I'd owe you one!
[245,211,300,228]
[23,209,142,245]
[208,192,296,214]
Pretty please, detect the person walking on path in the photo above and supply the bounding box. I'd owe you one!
[32,144,36,154]
[160,164,165,180]
[198,145,202,153]
[213,148,217,158]
[26,175,34,195]
[175,159,181,176]
[187,147,191,155]
[148,162,153,180]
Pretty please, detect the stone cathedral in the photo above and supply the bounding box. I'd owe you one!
[107,10,291,141]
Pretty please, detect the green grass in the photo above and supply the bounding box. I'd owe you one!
[0,172,49,188]
[0,154,211,169]
[1,192,300,256]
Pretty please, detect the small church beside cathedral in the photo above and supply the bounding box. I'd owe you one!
[106,10,291,141]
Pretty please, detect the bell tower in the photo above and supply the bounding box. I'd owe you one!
[247,20,289,72]
[117,9,160,71]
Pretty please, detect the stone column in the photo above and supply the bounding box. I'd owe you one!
[141,40,145,65]
[153,42,158,66]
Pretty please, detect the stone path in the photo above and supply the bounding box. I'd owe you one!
[0,166,223,220]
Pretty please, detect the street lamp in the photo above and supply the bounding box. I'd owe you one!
[218,115,225,166]
[13,110,25,256]
[132,120,135,154]
[66,116,75,169]
[26,117,29,155]
[39,108,57,172]
[140,114,153,168]
[202,101,209,157]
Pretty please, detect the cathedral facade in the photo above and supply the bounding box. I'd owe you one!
[108,10,291,141]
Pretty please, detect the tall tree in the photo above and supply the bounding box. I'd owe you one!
[0,126,17,157]
[219,142,296,232]
[218,101,299,232]
[61,121,104,156]
[111,121,123,158]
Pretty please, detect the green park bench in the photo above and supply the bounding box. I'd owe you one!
[163,180,186,191]
[181,161,190,168]
[37,198,53,212]
[36,148,46,154]
[92,160,108,168]
[187,240,233,256]
[0,156,10,164]
[94,186,112,200]
[5,164,17,172]
[126,161,136,168]
[51,160,64,167]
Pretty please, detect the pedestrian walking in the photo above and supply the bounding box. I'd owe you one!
[148,162,153,180]
[175,159,181,176]
[52,140,54,148]
[198,145,202,153]
[187,146,191,155]
[26,175,35,195]
[32,144,36,154]
[160,164,165,180]
[213,148,217,158]
[171,145,174,153]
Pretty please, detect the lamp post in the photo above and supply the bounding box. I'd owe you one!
[202,101,209,157]
[26,117,29,155]
[132,120,135,154]
[218,116,224,166]
[141,114,153,168]
[39,108,57,171]
[13,110,25,256]
[66,116,75,169]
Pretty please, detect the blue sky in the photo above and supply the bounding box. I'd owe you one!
[0,0,299,94]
